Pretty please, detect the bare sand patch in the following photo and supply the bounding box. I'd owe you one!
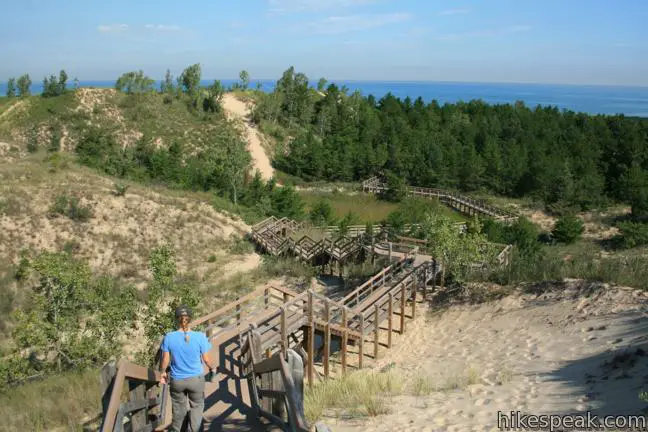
[328,281,648,431]
[222,93,274,181]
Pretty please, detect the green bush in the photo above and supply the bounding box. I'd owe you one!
[309,199,335,226]
[113,182,129,197]
[551,215,584,244]
[618,221,648,249]
[379,172,407,202]
[14,256,30,281]
[48,194,92,222]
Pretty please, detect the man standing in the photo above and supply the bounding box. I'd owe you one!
[160,305,216,432]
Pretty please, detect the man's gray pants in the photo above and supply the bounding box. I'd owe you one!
[170,375,205,432]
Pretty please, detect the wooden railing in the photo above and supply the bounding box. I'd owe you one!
[362,176,518,223]
[100,360,168,432]
[240,329,309,432]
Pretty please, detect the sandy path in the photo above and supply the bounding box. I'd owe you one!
[330,282,648,432]
[222,94,274,181]
[0,99,25,120]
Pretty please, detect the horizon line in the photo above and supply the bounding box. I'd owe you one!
[1,78,648,89]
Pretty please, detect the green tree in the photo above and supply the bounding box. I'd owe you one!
[623,162,648,218]
[317,78,328,92]
[6,78,16,97]
[73,77,80,89]
[161,69,175,94]
[16,74,32,96]
[337,212,359,237]
[309,199,335,226]
[11,252,137,373]
[551,215,584,244]
[58,69,68,94]
[380,172,407,202]
[239,70,250,90]
[423,213,492,283]
[180,63,202,96]
[115,70,155,94]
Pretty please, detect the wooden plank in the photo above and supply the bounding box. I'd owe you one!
[323,300,330,379]
[400,285,406,334]
[412,284,417,320]
[358,315,364,369]
[373,304,379,359]
[341,308,347,374]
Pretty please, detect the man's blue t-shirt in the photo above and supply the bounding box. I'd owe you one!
[161,330,212,380]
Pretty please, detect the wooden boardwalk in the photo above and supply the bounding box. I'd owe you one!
[362,176,519,223]
[100,219,442,432]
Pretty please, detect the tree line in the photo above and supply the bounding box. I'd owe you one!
[253,66,648,219]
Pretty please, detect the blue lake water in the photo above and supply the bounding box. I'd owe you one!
[1,79,648,117]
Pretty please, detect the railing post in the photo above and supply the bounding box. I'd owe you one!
[324,299,330,379]
[411,282,417,320]
[387,293,393,348]
[307,291,314,388]
[358,314,364,369]
[341,307,348,374]
[400,284,406,334]
[373,304,379,359]
[281,307,287,360]
[236,296,241,326]
[264,287,269,309]
[388,241,392,262]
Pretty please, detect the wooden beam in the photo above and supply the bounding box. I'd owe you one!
[281,307,287,360]
[341,308,347,374]
[373,304,379,359]
[412,283,417,320]
[307,291,314,388]
[400,285,406,334]
[387,293,393,349]
[324,300,330,379]
[358,315,364,369]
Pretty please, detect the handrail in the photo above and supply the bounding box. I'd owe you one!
[191,284,299,328]
[100,360,166,432]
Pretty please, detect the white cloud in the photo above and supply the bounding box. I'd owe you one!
[438,8,472,16]
[306,12,410,34]
[437,25,532,41]
[268,0,381,14]
[97,24,128,33]
[144,24,182,32]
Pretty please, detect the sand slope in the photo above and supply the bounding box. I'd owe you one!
[222,94,275,181]
[330,281,648,432]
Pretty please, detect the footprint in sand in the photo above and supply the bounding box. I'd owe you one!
[474,398,493,406]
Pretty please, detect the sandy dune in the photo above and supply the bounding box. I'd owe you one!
[222,94,275,181]
[330,281,648,432]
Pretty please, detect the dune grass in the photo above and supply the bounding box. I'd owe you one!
[0,368,101,432]
[304,370,402,423]
[299,191,398,223]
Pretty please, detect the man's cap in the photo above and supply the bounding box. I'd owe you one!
[175,305,192,319]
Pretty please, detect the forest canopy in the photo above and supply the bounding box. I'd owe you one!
[254,67,648,216]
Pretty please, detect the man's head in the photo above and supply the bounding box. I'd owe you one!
[175,305,192,327]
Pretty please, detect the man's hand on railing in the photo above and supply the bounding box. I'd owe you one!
[160,371,168,384]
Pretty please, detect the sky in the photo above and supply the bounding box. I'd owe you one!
[1,0,647,86]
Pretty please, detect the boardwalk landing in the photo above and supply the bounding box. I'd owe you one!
[99,218,442,432]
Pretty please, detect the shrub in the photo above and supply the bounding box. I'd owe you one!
[228,235,253,255]
[618,221,648,249]
[113,182,129,197]
[48,194,92,222]
[552,215,584,244]
[379,171,407,202]
[309,199,335,226]
[14,256,30,281]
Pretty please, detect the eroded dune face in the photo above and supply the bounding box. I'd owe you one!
[0,158,255,288]
[332,281,648,432]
